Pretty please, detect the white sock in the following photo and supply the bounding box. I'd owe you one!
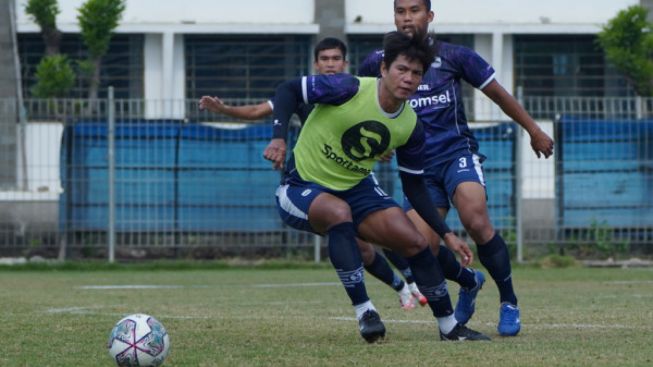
[437,314,457,334]
[397,283,411,297]
[407,282,420,294]
[354,300,376,320]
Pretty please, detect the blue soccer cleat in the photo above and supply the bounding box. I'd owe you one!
[498,303,521,336]
[454,269,485,325]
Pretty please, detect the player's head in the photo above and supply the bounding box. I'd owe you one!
[380,31,435,99]
[313,37,348,75]
[394,0,434,39]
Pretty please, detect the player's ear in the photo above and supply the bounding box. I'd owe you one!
[380,61,388,77]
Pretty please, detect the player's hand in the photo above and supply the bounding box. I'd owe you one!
[263,138,287,170]
[530,129,554,159]
[198,96,226,114]
[379,150,395,163]
[442,232,473,267]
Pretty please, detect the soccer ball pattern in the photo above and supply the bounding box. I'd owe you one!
[108,314,170,367]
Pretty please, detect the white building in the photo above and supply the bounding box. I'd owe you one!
[14,0,643,109]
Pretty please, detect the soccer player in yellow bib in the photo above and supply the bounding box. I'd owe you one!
[271,31,490,343]
[200,37,428,310]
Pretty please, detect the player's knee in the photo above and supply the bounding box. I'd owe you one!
[399,232,429,258]
[357,240,376,265]
[464,216,493,243]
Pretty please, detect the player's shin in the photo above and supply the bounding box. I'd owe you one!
[405,246,456,333]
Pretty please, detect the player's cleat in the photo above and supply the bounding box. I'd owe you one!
[454,269,485,325]
[440,323,491,341]
[358,309,386,343]
[407,282,428,306]
[498,303,521,336]
[398,285,416,310]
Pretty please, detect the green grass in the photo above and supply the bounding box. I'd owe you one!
[1,264,652,366]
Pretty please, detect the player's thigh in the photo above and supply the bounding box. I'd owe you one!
[357,207,427,258]
[276,184,350,234]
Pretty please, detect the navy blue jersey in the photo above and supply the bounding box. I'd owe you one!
[358,40,495,167]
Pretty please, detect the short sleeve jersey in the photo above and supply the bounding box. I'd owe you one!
[292,74,426,191]
[358,40,495,167]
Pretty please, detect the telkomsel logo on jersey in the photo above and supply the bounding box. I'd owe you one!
[409,90,452,110]
[321,120,390,174]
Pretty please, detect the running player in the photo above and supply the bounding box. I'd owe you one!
[358,0,555,336]
[199,37,427,309]
[271,31,490,343]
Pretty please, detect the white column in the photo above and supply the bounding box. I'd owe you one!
[144,33,163,119]
[144,32,185,119]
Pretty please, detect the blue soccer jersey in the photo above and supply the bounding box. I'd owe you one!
[358,39,496,167]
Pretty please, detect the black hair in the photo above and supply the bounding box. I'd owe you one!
[382,30,435,73]
[394,0,431,11]
[314,37,347,61]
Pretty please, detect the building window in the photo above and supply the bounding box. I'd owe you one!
[514,35,632,97]
[17,33,144,99]
[185,35,311,101]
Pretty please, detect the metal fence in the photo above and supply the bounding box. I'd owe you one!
[0,95,652,261]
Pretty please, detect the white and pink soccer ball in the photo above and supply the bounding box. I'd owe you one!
[107,314,170,366]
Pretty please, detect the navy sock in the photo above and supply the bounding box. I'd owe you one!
[477,232,518,305]
[364,252,404,291]
[436,245,477,290]
[406,246,453,318]
[327,222,369,306]
[382,248,415,283]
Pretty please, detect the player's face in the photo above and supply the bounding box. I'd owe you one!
[314,48,347,75]
[381,54,424,100]
[394,0,434,38]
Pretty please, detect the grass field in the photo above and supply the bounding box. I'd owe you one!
[1,262,652,366]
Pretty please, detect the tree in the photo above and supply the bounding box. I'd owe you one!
[77,0,126,101]
[31,54,75,98]
[597,5,653,96]
[25,0,61,56]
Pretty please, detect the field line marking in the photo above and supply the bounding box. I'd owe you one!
[253,282,340,288]
[78,285,209,290]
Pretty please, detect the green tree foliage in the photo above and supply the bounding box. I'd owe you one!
[25,0,61,55]
[597,5,653,96]
[77,0,126,100]
[31,55,75,98]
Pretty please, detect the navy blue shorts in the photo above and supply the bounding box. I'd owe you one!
[403,153,487,211]
[276,170,399,234]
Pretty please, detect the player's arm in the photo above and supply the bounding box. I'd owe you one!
[396,121,473,265]
[198,96,273,121]
[481,81,554,159]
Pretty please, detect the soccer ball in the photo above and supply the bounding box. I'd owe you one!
[107,313,170,366]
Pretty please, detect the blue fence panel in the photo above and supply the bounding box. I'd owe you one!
[59,122,283,233]
[557,116,653,230]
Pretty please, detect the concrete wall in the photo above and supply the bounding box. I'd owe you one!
[346,0,639,31]
[0,0,18,189]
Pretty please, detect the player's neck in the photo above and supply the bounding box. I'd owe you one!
[377,79,403,114]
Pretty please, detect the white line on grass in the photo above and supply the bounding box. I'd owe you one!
[603,280,653,285]
[253,282,340,288]
[78,285,209,290]
[44,306,210,319]
[329,317,647,330]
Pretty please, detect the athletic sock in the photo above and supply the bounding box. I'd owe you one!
[477,232,518,305]
[354,300,376,320]
[328,222,369,306]
[436,314,457,334]
[382,248,415,283]
[364,251,404,291]
[405,246,453,318]
[436,245,477,290]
